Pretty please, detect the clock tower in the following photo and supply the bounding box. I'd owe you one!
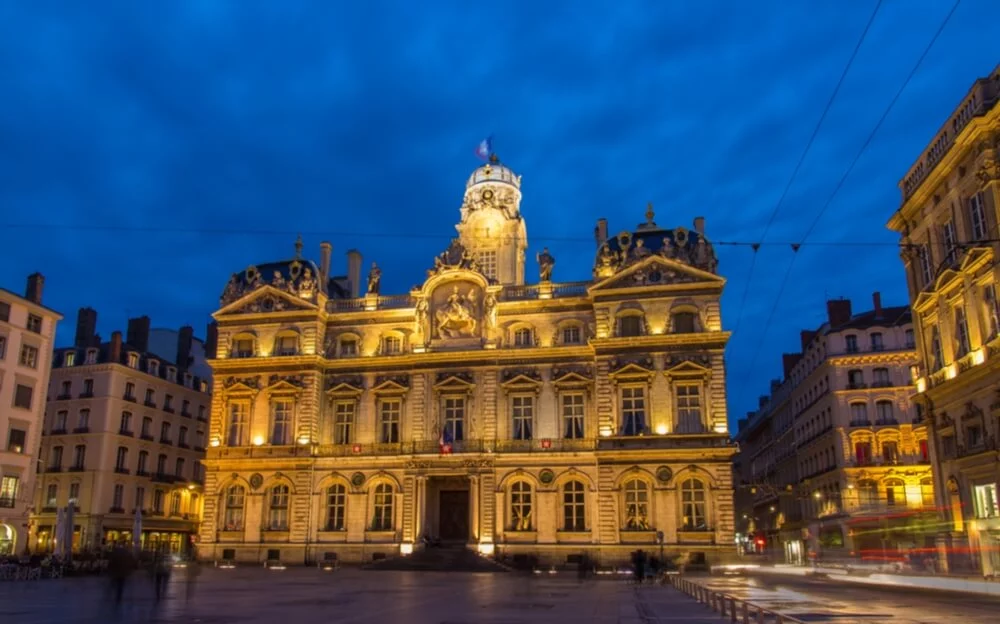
[456,155,528,286]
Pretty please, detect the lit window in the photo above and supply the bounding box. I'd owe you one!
[224,485,245,530]
[681,479,707,530]
[675,384,702,433]
[127,352,139,369]
[920,478,934,507]
[443,396,465,442]
[379,399,401,444]
[562,481,586,531]
[511,395,533,440]
[227,403,249,446]
[64,351,76,367]
[973,484,998,519]
[270,399,293,445]
[232,337,255,358]
[620,386,646,436]
[334,401,355,445]
[326,484,346,531]
[382,335,402,355]
[561,393,585,439]
[371,484,393,531]
[885,479,905,506]
[339,337,358,357]
[513,327,533,347]
[19,344,38,369]
[562,325,582,345]
[0,476,20,508]
[268,485,290,530]
[26,314,42,333]
[622,480,650,530]
[509,481,532,531]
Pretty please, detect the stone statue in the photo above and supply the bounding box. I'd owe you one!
[597,244,616,271]
[434,285,478,338]
[484,292,498,330]
[629,238,651,261]
[271,270,285,290]
[221,273,241,304]
[298,268,316,297]
[414,297,429,337]
[537,247,555,282]
[661,236,675,259]
[367,262,382,295]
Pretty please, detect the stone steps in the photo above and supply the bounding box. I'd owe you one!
[363,545,509,573]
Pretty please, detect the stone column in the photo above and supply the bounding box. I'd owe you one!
[415,477,427,540]
[470,475,480,543]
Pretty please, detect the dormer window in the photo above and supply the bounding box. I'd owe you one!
[127,352,140,369]
[232,336,255,358]
[513,327,533,347]
[671,311,698,334]
[618,315,643,338]
[275,334,298,356]
[382,336,402,355]
[183,372,193,388]
[339,337,358,357]
[64,352,76,367]
[562,325,582,345]
[85,349,98,364]
[166,367,177,383]
[148,360,159,377]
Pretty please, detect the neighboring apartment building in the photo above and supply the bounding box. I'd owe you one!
[888,64,1000,575]
[736,294,931,564]
[30,309,213,555]
[0,274,62,556]
[199,156,737,567]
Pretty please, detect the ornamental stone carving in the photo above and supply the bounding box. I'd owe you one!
[433,284,480,339]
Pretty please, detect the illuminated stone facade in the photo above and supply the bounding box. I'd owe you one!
[199,158,736,567]
[888,64,1000,575]
[736,295,931,564]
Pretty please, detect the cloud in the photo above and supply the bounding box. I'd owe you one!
[0,0,995,423]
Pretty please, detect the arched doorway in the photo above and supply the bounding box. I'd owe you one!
[0,523,16,555]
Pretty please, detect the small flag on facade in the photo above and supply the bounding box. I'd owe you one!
[474,136,493,161]
[439,426,453,455]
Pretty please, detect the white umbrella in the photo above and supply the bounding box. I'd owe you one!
[63,504,75,560]
[54,508,65,556]
[132,508,143,554]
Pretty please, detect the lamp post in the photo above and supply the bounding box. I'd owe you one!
[656,530,664,564]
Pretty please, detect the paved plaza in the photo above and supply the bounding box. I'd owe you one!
[0,568,721,624]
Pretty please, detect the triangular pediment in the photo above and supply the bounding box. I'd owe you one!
[499,373,543,390]
[433,373,476,391]
[218,286,318,316]
[590,256,723,293]
[372,376,410,394]
[551,370,592,387]
[221,375,261,394]
[664,359,711,378]
[325,375,365,396]
[608,360,655,380]
[264,374,307,393]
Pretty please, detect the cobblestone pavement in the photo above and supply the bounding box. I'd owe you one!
[0,568,722,624]
[698,572,1000,623]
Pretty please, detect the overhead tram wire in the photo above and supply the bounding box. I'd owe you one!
[728,0,884,342]
[740,0,963,388]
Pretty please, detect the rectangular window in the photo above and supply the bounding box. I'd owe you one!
[270,399,293,445]
[379,398,401,444]
[13,384,33,409]
[973,484,999,519]
[675,384,703,433]
[334,401,354,445]
[46,484,58,507]
[0,301,9,322]
[233,338,254,358]
[443,396,465,442]
[476,250,498,281]
[850,403,869,424]
[870,333,884,351]
[618,316,642,337]
[0,335,6,360]
[942,220,957,260]
[325,485,346,531]
[919,439,929,462]
[82,378,94,396]
[68,483,80,505]
[511,395,533,441]
[137,451,148,474]
[562,393,585,439]
[153,490,164,513]
[26,314,42,333]
[156,454,167,475]
[873,368,890,386]
[85,349,97,364]
[64,351,75,366]
[0,476,18,508]
[127,352,139,368]
[276,335,297,356]
[50,446,63,470]
[124,382,135,400]
[72,444,86,469]
[175,458,185,478]
[160,421,171,443]
[170,492,181,515]
[905,328,915,348]
[620,386,646,436]
[115,447,128,472]
[141,417,152,438]
[148,360,159,376]
[54,410,68,431]
[339,338,357,357]
[7,428,26,453]
[144,388,155,406]
[969,192,987,240]
[178,426,188,446]
[854,441,872,466]
[135,487,145,511]
[876,400,894,424]
[228,402,249,446]
[882,441,899,465]
[919,244,933,287]
[845,335,858,353]
[77,409,90,430]
[382,336,402,355]
[164,394,173,411]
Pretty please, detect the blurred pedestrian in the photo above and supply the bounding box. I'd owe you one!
[106,545,134,609]
[184,558,202,604]
[152,547,172,602]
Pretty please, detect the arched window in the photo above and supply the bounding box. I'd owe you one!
[267,485,290,530]
[371,483,393,531]
[513,327,534,347]
[325,484,346,531]
[622,479,650,530]
[509,481,532,531]
[681,479,707,530]
[338,334,359,357]
[231,333,256,358]
[671,311,697,334]
[223,485,245,531]
[920,478,934,507]
[884,479,905,507]
[562,480,586,531]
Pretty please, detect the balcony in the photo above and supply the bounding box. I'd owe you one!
[193,445,205,452]
[72,426,90,434]
[874,418,900,426]
[109,506,125,514]
[598,433,732,451]
[163,406,175,414]
[47,466,62,473]
[181,410,192,419]
[78,391,94,399]
[140,433,154,441]
[871,380,894,388]
[160,437,173,446]
[197,413,208,423]
[0,497,15,509]
[136,470,149,477]
[849,419,872,427]
[144,400,157,408]
[68,465,85,472]
[846,382,868,390]
[56,393,72,400]
[50,428,67,435]
[123,394,136,403]
[151,472,177,484]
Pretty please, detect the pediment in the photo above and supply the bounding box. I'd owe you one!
[373,375,410,394]
[664,358,711,378]
[551,367,593,387]
[218,286,318,316]
[499,370,543,390]
[608,357,655,380]
[433,372,476,391]
[264,374,307,393]
[590,256,723,293]
[221,376,261,394]
[325,375,365,395]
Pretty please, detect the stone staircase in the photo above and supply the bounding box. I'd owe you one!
[363,544,509,573]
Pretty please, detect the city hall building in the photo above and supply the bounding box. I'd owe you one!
[198,157,737,567]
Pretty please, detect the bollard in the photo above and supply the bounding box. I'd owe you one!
[730,597,738,623]
[742,601,750,624]
[756,606,765,624]
[720,594,726,616]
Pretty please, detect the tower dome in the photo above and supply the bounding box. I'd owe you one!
[465,154,521,191]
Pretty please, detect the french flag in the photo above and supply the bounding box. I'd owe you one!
[474,136,493,161]
[439,426,453,455]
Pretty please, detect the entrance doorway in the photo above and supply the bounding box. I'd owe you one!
[438,490,470,541]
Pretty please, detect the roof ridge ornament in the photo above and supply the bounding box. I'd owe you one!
[645,202,655,224]
[294,234,303,259]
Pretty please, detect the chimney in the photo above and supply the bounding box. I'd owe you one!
[126,316,151,352]
[75,307,98,348]
[109,331,123,364]
[826,298,853,328]
[176,325,194,369]
[782,353,801,378]
[205,321,219,360]
[693,216,705,235]
[800,330,816,351]
[872,291,883,318]
[25,272,44,305]
[594,218,608,246]
[347,249,363,298]
[758,396,768,409]
[319,241,332,286]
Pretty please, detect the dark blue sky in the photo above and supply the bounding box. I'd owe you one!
[1,1,996,426]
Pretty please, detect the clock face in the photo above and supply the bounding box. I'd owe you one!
[482,189,494,201]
